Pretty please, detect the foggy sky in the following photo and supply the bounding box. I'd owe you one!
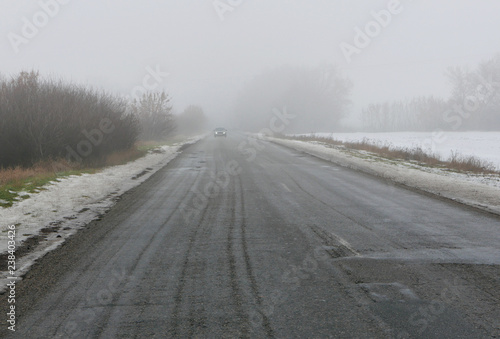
[2,0,500,128]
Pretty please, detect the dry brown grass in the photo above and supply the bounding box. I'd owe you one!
[0,145,150,207]
[136,140,162,149]
[285,135,498,174]
[0,145,147,186]
[448,151,496,173]
[105,148,146,167]
[0,159,80,207]
[0,161,71,186]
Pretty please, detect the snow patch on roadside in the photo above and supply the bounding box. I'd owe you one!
[266,136,500,216]
[296,131,500,170]
[0,136,203,292]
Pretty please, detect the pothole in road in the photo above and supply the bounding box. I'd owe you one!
[358,282,419,303]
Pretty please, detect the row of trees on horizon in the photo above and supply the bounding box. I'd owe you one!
[2,55,499,168]
[232,55,500,133]
[362,55,500,132]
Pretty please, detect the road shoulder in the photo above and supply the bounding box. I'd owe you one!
[265,136,500,216]
[0,136,204,293]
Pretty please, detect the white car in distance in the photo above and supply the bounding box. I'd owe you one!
[214,127,227,137]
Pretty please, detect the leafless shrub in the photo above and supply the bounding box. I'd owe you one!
[0,71,139,168]
[448,151,496,173]
[129,91,176,141]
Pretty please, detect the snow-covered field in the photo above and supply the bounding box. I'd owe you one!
[0,136,203,292]
[297,132,500,170]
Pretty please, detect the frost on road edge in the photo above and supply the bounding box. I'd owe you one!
[265,136,500,216]
[0,136,204,293]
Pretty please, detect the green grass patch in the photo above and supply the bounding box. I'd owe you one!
[136,136,189,151]
[0,168,96,208]
[0,139,191,208]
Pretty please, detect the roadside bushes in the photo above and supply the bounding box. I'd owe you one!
[0,71,139,168]
[129,91,176,141]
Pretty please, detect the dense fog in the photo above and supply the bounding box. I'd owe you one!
[1,0,500,133]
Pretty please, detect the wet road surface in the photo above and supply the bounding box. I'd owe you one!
[3,133,500,338]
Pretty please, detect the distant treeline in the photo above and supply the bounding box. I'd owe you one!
[362,55,500,131]
[0,71,138,168]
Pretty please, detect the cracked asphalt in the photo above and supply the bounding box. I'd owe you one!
[2,133,499,338]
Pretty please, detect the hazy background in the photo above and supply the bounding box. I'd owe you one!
[1,0,500,130]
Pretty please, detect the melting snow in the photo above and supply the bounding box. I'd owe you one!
[0,136,203,292]
[266,136,500,216]
[296,131,500,170]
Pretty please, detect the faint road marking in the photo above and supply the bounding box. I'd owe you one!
[281,183,291,192]
[332,232,360,257]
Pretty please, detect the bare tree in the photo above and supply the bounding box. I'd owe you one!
[361,96,447,132]
[130,91,176,141]
[445,55,500,130]
[0,71,139,168]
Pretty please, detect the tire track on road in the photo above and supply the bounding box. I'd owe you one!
[226,176,250,337]
[84,157,207,338]
[237,177,275,338]
[98,168,204,333]
[170,194,214,336]
[283,169,405,251]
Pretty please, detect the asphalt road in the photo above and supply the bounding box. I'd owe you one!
[3,133,500,338]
